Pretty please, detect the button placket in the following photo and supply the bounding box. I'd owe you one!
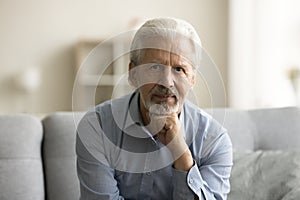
[139,140,154,198]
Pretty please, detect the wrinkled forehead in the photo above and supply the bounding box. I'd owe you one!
[135,34,200,66]
[139,48,194,68]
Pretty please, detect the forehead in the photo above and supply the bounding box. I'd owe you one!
[138,35,197,65]
[140,49,191,65]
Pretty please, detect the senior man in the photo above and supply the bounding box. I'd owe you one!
[76,17,232,200]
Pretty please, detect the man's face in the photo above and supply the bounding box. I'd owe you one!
[129,38,196,116]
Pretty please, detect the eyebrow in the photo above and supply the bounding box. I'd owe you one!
[149,56,191,64]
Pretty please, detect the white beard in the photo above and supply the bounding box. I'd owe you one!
[147,101,179,116]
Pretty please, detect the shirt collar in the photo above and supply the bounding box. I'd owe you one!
[123,91,143,130]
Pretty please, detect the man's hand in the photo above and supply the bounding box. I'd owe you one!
[149,113,194,171]
[156,113,180,145]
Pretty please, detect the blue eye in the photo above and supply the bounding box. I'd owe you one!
[149,64,163,71]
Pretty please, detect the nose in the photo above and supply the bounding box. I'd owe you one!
[158,66,174,88]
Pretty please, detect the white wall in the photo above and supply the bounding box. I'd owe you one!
[0,0,228,113]
[229,0,300,109]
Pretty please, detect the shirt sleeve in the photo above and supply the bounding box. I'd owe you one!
[76,112,125,200]
[172,131,233,200]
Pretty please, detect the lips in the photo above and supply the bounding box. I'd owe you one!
[152,94,176,102]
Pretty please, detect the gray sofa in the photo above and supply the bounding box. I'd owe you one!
[0,107,299,200]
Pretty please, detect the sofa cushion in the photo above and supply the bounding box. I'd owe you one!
[0,114,44,200]
[229,150,300,200]
[250,107,300,150]
[206,108,257,151]
[42,112,83,200]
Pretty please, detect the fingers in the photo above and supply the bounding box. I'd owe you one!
[147,112,181,143]
[164,113,180,131]
[149,113,188,162]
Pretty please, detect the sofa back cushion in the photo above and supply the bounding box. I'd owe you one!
[42,112,83,200]
[0,114,44,200]
[209,107,300,151]
[250,107,300,150]
[206,108,257,151]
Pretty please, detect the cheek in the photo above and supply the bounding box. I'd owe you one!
[176,74,194,88]
[139,84,155,97]
[175,80,194,99]
[135,70,156,87]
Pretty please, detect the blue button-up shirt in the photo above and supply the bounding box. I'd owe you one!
[76,91,232,199]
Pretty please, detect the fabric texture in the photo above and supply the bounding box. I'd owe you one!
[229,150,300,200]
[42,112,83,200]
[0,114,44,200]
[206,109,257,151]
[250,107,300,150]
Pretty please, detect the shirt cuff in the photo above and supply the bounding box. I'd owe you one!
[187,163,204,196]
[172,161,203,199]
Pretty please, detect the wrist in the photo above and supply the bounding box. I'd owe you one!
[173,150,194,171]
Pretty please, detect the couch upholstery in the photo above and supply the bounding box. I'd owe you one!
[210,107,300,151]
[0,115,44,200]
[0,107,299,200]
[42,112,83,200]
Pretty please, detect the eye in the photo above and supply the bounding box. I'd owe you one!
[149,64,163,71]
[174,66,185,73]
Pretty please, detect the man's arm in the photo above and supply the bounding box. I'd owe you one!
[76,113,125,200]
[77,142,124,199]
[156,113,233,199]
[172,132,232,200]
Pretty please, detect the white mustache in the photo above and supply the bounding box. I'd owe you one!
[150,86,178,99]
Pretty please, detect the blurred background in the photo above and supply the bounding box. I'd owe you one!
[0,0,300,114]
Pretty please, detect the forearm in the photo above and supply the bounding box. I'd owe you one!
[172,141,194,170]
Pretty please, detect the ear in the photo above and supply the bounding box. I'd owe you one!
[128,61,138,87]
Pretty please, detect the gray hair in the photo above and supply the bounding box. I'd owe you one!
[129,17,202,66]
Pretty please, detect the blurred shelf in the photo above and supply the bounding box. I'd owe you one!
[74,38,131,110]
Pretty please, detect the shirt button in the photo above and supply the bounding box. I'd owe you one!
[189,178,194,184]
[146,172,151,176]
